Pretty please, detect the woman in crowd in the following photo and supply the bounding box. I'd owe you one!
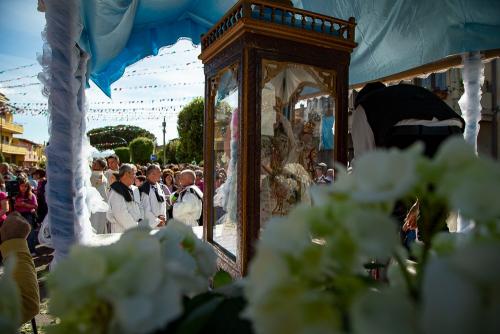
[134,175,146,188]
[14,177,38,254]
[0,174,9,227]
[33,169,47,224]
[161,169,177,219]
[161,169,177,195]
[0,173,6,193]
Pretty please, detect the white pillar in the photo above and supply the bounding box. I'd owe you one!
[41,0,88,264]
[458,51,484,154]
[456,51,484,232]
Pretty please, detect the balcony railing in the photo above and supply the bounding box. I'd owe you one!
[1,143,27,155]
[201,0,356,51]
[0,121,23,134]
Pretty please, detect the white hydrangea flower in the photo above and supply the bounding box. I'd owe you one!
[437,158,500,222]
[351,288,418,334]
[245,137,500,334]
[350,144,423,203]
[48,225,217,334]
[149,221,217,299]
[0,257,21,334]
[420,257,481,334]
[421,241,500,334]
[244,275,340,334]
[344,209,398,260]
[259,214,312,256]
[433,136,477,172]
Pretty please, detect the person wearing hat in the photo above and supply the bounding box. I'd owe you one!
[314,162,330,184]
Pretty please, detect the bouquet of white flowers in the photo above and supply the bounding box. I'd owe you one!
[47,221,217,334]
[7,137,499,334]
[244,137,500,334]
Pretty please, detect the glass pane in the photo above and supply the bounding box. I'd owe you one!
[213,66,239,257]
[260,61,336,227]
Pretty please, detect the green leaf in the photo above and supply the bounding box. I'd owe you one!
[213,270,233,289]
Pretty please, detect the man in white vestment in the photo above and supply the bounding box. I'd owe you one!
[104,154,120,186]
[90,158,109,233]
[106,164,144,233]
[140,164,167,228]
[172,170,203,227]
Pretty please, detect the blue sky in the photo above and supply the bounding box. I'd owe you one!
[0,0,204,145]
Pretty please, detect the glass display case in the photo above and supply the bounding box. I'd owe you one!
[200,0,356,276]
[260,60,337,226]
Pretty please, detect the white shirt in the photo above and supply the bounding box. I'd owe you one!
[104,169,118,189]
[351,105,376,158]
[90,171,108,200]
[106,184,144,233]
[352,105,465,159]
[173,185,203,227]
[140,182,167,228]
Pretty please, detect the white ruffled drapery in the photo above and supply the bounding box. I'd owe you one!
[459,51,485,154]
[456,51,484,233]
[38,0,93,265]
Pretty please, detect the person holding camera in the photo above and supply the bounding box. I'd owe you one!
[0,162,17,182]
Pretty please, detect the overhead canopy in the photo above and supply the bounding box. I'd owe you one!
[79,0,500,96]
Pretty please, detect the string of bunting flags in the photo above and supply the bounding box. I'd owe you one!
[0,62,203,84]
[10,96,200,107]
[112,81,204,91]
[0,47,199,76]
[0,74,38,84]
[11,106,188,115]
[1,80,204,91]
[0,63,37,75]
[86,113,180,121]
[1,82,42,89]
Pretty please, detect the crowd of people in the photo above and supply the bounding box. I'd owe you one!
[90,154,205,234]
[0,163,47,256]
[0,152,335,255]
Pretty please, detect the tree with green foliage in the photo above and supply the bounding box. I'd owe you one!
[114,147,130,163]
[129,137,155,164]
[158,139,180,164]
[87,125,156,151]
[177,97,203,163]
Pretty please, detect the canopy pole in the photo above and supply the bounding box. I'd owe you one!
[42,0,89,264]
[456,51,484,233]
[458,51,484,154]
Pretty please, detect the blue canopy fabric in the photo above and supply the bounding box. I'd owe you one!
[79,0,235,96]
[79,0,500,96]
[321,116,335,150]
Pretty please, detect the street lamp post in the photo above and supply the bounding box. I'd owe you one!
[162,116,166,165]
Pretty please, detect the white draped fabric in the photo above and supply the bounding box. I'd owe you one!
[459,51,485,155]
[456,51,484,233]
[39,0,92,265]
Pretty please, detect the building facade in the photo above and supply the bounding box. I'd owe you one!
[0,92,46,166]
